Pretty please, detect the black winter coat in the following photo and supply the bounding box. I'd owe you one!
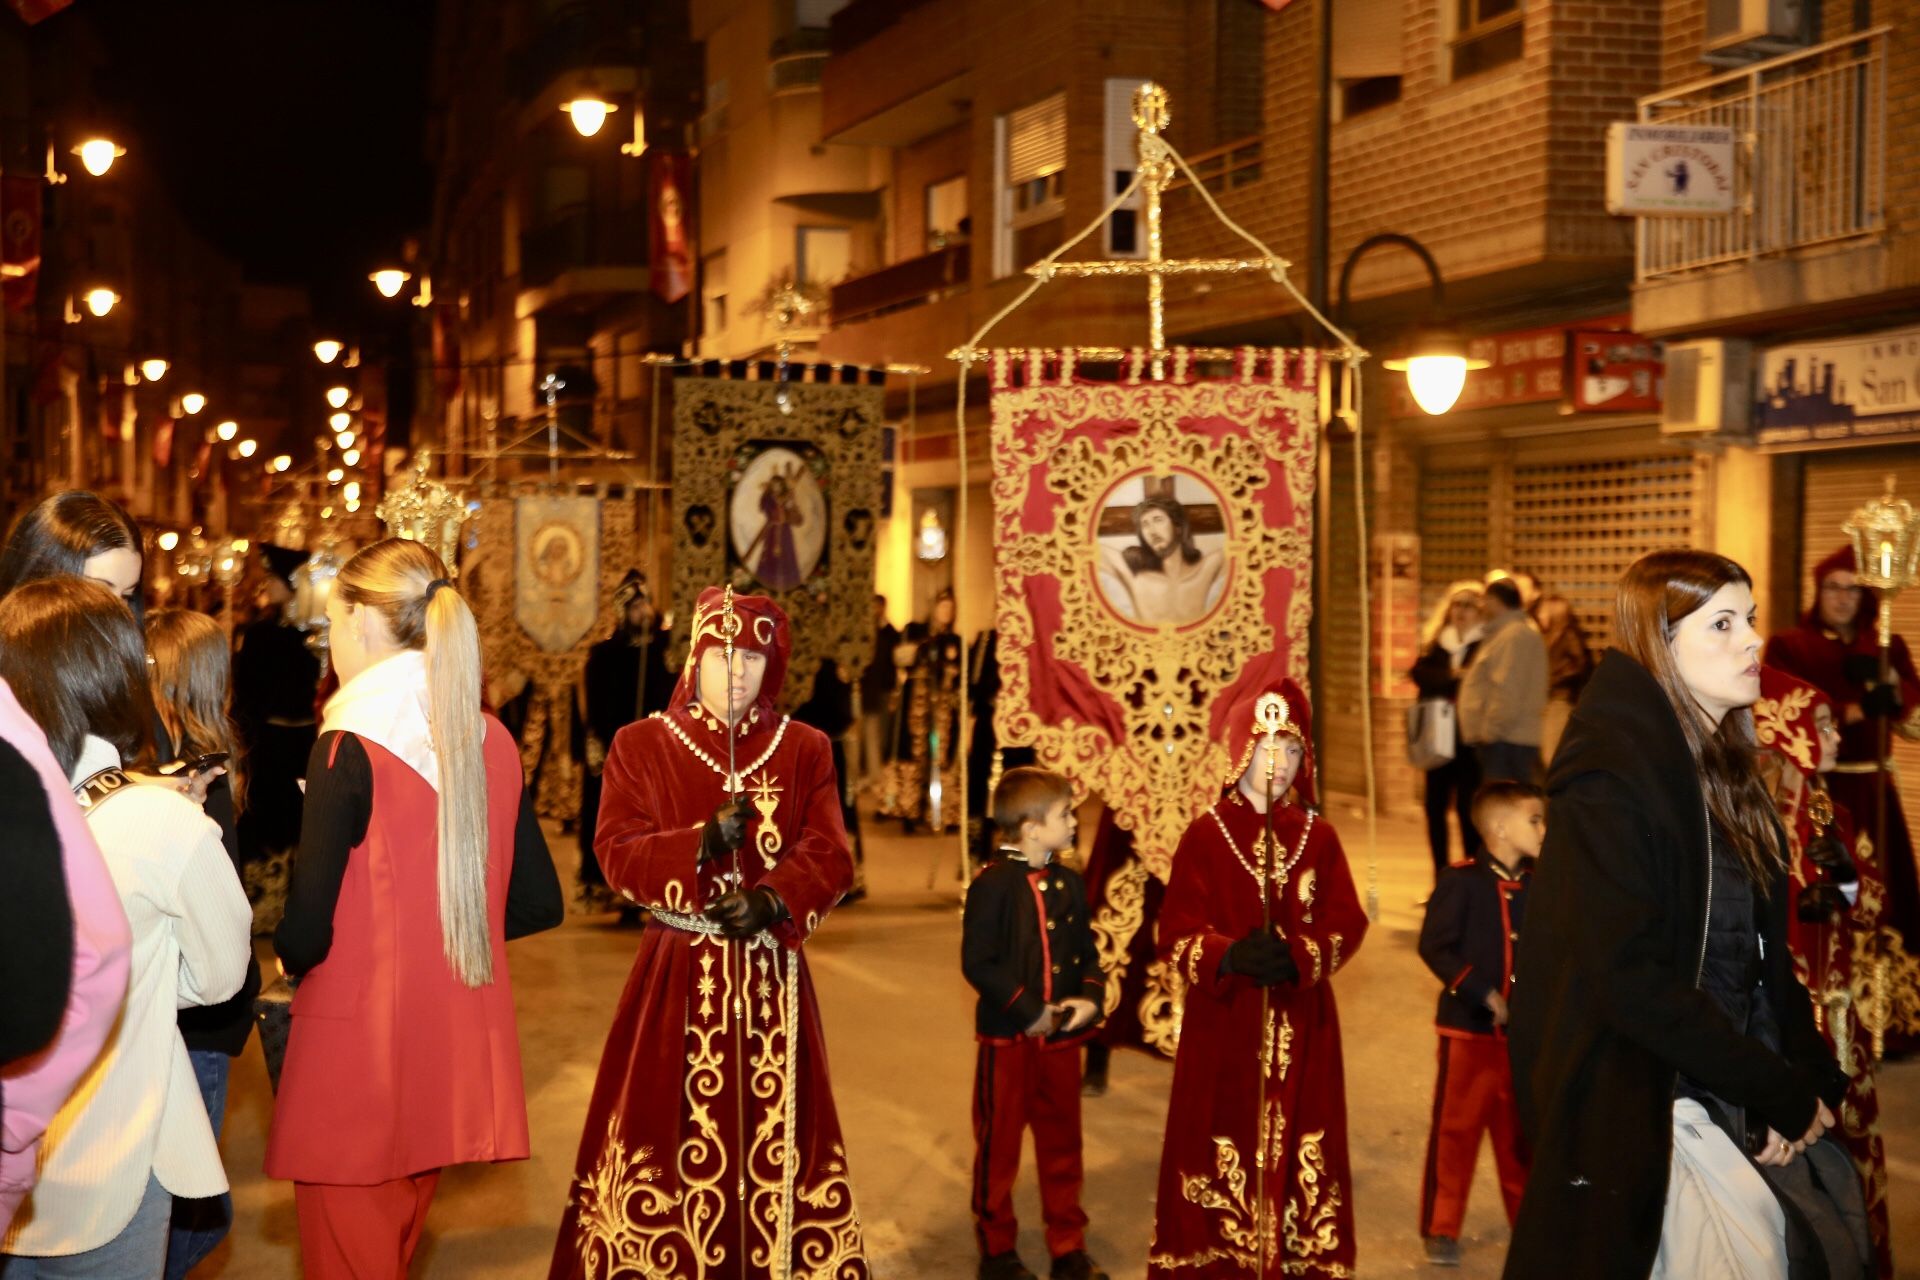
[1505,649,1846,1279]
[961,852,1104,1043]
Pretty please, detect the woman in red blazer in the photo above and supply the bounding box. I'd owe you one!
[266,538,563,1279]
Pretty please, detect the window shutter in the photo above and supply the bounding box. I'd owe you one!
[1007,93,1067,186]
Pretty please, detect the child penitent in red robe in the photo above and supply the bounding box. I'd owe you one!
[1147,681,1368,1279]
[550,587,867,1280]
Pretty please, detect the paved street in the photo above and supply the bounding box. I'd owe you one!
[201,798,1920,1278]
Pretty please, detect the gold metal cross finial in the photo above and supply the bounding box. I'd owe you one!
[1254,691,1292,739]
[1132,82,1170,136]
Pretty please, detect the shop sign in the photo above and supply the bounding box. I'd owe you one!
[1756,324,1920,446]
[1390,316,1663,418]
[1605,123,1738,216]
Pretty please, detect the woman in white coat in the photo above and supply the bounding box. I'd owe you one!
[0,578,251,1280]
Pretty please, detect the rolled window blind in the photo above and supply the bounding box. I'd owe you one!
[1007,92,1067,186]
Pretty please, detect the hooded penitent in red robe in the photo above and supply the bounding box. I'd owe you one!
[1756,666,1895,1277]
[549,588,867,1280]
[1764,545,1920,971]
[1148,683,1368,1279]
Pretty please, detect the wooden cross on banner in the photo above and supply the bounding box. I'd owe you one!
[1095,475,1226,537]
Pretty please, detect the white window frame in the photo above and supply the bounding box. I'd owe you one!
[994,92,1067,278]
[1105,77,1149,259]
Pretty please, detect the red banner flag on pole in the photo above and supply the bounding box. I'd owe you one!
[650,153,692,304]
[5,0,74,22]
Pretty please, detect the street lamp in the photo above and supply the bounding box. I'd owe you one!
[336,429,356,449]
[272,454,292,472]
[73,138,125,177]
[1335,233,1487,417]
[329,412,352,433]
[157,531,179,551]
[313,339,343,364]
[326,467,344,484]
[237,439,258,458]
[342,447,361,466]
[561,95,613,137]
[325,386,351,409]
[82,287,118,318]
[180,392,206,416]
[140,358,168,382]
[369,268,411,298]
[215,420,238,442]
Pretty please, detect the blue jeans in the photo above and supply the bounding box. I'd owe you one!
[162,1049,231,1280]
[1,1173,170,1278]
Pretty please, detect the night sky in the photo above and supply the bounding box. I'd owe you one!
[57,0,436,328]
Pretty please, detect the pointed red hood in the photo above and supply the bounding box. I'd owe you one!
[672,586,792,722]
[1216,678,1316,807]
[1805,543,1879,631]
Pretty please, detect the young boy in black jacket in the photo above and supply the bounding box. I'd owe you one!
[962,767,1108,1280]
[1416,779,1542,1267]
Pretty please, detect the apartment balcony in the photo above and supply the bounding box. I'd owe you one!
[820,0,968,146]
[1633,28,1898,336]
[515,206,650,317]
[829,241,970,327]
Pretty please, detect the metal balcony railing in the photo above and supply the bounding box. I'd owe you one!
[1166,135,1263,201]
[1636,27,1888,281]
[770,50,828,95]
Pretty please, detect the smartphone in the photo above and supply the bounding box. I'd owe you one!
[180,752,230,775]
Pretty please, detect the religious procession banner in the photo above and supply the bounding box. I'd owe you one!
[515,496,601,653]
[671,372,885,709]
[992,347,1320,877]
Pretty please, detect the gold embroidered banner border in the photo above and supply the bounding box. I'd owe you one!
[990,347,1319,881]
[670,376,885,711]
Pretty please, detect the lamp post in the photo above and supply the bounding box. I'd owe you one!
[1334,233,1487,417]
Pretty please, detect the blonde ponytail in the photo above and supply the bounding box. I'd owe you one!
[335,538,495,987]
[424,582,492,986]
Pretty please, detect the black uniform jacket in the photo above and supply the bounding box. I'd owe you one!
[961,850,1105,1045]
[1418,853,1528,1035]
[1505,649,1847,1280]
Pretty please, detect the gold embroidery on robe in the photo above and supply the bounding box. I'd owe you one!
[1281,1131,1341,1258]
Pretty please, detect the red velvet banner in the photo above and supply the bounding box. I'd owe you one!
[990,347,1320,881]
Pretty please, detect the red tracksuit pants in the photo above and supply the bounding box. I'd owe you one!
[1419,1034,1529,1239]
[971,1038,1089,1259]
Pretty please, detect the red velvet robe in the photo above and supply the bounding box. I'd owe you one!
[1148,795,1368,1279]
[549,708,867,1280]
[1779,782,1895,1277]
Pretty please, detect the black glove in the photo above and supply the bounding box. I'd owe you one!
[698,799,751,864]
[706,886,788,938]
[1862,681,1903,719]
[1224,930,1299,988]
[1844,653,1881,687]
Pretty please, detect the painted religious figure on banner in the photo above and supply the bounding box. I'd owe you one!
[549,588,867,1280]
[1096,473,1229,627]
[731,443,827,593]
[515,496,601,654]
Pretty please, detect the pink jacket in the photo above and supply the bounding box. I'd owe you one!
[0,680,131,1230]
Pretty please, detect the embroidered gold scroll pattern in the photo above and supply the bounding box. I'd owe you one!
[1281,1130,1341,1259]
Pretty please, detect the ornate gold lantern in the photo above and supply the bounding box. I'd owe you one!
[1844,477,1920,647]
[375,449,471,572]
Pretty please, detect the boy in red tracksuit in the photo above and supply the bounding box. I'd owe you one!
[1416,779,1541,1267]
[963,767,1109,1280]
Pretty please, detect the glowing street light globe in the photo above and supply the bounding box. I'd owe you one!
[325,386,351,409]
[237,439,258,458]
[140,358,168,382]
[342,447,361,466]
[215,420,238,442]
[336,430,356,450]
[83,288,119,318]
[1383,332,1488,417]
[272,454,292,472]
[326,467,344,484]
[180,392,206,416]
[73,138,125,177]
[329,412,352,433]
[369,269,411,299]
[343,481,361,502]
[561,97,613,137]
[313,339,343,364]
[157,531,179,551]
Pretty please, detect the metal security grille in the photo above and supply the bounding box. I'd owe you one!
[1799,447,1920,826]
[1510,453,1701,649]
[1418,466,1492,617]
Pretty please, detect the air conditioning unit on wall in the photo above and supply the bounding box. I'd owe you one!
[1706,0,1809,58]
[1661,338,1755,437]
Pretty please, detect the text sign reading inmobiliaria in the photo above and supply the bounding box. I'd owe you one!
[1605,123,1737,216]
[1757,325,1920,447]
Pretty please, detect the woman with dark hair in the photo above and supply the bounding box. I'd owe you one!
[1409,580,1485,871]
[0,491,144,610]
[0,578,250,1279]
[1507,550,1856,1279]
